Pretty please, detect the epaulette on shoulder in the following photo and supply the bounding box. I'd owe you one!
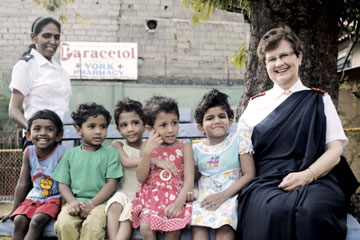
[20,54,34,62]
[250,92,266,100]
[310,87,328,96]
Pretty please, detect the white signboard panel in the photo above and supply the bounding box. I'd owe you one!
[60,42,137,80]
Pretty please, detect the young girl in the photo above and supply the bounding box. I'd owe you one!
[132,96,194,240]
[107,97,181,240]
[106,97,145,240]
[0,110,66,240]
[190,89,256,240]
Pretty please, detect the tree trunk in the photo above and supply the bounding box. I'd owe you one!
[236,0,340,119]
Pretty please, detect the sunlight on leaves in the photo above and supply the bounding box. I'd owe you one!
[32,0,89,24]
[231,42,247,69]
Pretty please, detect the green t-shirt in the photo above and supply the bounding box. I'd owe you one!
[52,145,123,202]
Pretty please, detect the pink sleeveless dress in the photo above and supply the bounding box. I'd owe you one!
[131,140,192,231]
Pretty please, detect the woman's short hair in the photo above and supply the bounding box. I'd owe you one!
[257,26,302,65]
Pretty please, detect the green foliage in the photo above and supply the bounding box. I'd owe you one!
[32,0,89,24]
[231,42,247,69]
[181,0,249,24]
[0,73,16,131]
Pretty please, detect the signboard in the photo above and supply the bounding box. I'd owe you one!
[60,42,137,80]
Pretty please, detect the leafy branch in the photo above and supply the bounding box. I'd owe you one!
[32,0,89,23]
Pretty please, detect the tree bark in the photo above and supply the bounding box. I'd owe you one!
[236,0,340,119]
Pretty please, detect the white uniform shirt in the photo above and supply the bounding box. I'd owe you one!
[237,79,348,147]
[9,48,72,121]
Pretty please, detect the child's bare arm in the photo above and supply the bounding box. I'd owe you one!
[111,139,177,175]
[0,152,31,222]
[187,164,200,201]
[200,153,255,210]
[59,183,84,216]
[165,142,194,218]
[111,140,140,168]
[136,130,163,183]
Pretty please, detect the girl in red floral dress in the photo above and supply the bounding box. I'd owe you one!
[132,96,194,240]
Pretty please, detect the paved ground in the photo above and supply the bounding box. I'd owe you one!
[0,203,11,240]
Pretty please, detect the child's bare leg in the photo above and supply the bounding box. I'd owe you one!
[139,223,156,240]
[24,213,51,240]
[13,215,29,240]
[107,202,123,240]
[115,220,132,240]
[215,225,234,240]
[192,226,209,240]
[164,229,181,240]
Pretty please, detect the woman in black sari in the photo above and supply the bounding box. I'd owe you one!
[236,27,358,240]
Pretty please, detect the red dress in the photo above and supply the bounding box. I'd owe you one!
[132,140,192,231]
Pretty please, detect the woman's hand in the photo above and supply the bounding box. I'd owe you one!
[153,158,178,176]
[200,192,227,211]
[165,202,183,218]
[278,169,314,191]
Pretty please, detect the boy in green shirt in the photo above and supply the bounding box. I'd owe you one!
[53,103,123,240]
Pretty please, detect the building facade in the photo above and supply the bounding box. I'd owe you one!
[0,0,249,113]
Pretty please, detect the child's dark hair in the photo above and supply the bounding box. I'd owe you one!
[194,89,234,125]
[113,97,145,127]
[143,96,179,127]
[23,17,61,57]
[27,109,64,136]
[71,102,111,127]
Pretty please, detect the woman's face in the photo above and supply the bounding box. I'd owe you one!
[264,39,302,90]
[31,22,61,61]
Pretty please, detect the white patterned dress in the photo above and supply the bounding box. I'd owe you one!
[191,132,253,230]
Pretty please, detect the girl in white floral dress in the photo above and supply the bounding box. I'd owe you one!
[190,89,256,240]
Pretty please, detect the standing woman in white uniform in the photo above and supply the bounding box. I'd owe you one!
[8,17,72,149]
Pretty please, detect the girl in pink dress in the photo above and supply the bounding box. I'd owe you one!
[132,96,194,240]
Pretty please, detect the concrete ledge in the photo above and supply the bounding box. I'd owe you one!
[1,214,359,239]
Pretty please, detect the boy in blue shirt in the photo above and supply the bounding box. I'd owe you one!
[53,103,123,240]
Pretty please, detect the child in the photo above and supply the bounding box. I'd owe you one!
[107,97,183,240]
[0,110,65,240]
[190,89,256,240]
[132,96,194,240]
[105,97,145,240]
[52,102,123,240]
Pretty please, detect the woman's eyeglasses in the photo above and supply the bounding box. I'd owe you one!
[266,51,295,65]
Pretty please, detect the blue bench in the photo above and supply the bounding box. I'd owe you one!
[1,108,359,239]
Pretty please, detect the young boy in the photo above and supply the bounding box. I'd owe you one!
[52,103,123,240]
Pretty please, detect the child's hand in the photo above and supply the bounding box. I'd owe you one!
[0,213,12,222]
[186,188,198,201]
[200,193,227,211]
[144,130,163,154]
[153,158,178,176]
[79,201,93,219]
[165,202,183,218]
[68,199,84,216]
